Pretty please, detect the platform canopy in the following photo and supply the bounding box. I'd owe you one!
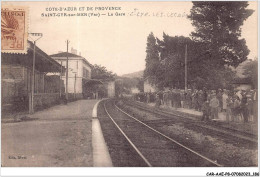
[1,41,64,73]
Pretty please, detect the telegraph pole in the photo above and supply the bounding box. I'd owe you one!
[73,71,77,99]
[185,44,187,91]
[66,40,70,101]
[28,33,42,114]
[31,41,36,113]
[59,61,62,98]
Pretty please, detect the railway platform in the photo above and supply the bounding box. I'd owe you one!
[1,99,111,167]
[92,100,113,167]
[135,101,257,136]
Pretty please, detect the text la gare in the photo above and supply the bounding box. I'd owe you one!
[108,12,125,16]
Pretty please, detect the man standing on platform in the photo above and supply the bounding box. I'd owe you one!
[222,89,228,112]
[240,90,249,123]
[210,94,219,119]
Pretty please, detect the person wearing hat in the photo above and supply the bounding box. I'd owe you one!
[209,94,219,119]
[222,90,228,112]
[180,90,185,108]
[163,91,168,106]
[252,89,258,123]
[171,89,177,108]
[175,89,181,108]
[192,89,198,110]
[226,94,234,122]
[186,89,192,109]
[201,100,210,121]
[197,90,204,112]
[202,87,208,102]
[217,88,223,112]
[155,92,161,108]
[236,90,242,101]
[233,95,241,122]
[240,90,249,123]
[247,95,253,122]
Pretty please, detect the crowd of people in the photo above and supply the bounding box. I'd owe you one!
[134,88,257,123]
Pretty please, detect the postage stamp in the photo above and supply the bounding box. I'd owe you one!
[1,5,28,54]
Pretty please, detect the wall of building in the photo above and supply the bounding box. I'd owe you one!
[1,65,45,105]
[107,81,115,98]
[61,77,82,93]
[2,64,63,113]
[56,58,92,94]
[59,59,79,78]
[58,58,91,79]
[82,60,91,79]
[68,77,82,94]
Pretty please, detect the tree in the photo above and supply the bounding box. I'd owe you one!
[144,32,237,90]
[91,64,116,81]
[136,78,144,92]
[143,32,160,84]
[157,34,200,88]
[188,2,253,67]
[242,59,258,89]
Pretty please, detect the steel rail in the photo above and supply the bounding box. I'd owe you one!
[126,101,257,143]
[103,101,152,167]
[114,102,223,167]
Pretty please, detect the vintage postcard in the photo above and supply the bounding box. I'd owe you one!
[1,1,258,176]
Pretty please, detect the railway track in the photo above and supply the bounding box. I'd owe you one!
[101,99,223,167]
[122,100,258,145]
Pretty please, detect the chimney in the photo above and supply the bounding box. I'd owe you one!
[71,47,77,55]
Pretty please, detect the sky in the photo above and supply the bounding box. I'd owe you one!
[3,1,258,75]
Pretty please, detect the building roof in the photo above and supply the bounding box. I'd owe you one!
[50,52,92,68]
[50,52,82,58]
[1,41,64,73]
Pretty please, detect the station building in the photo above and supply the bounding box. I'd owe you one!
[51,49,116,100]
[106,81,115,97]
[50,50,93,99]
[1,41,64,114]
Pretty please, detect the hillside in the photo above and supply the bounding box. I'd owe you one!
[121,70,144,78]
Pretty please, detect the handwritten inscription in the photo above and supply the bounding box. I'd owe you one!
[129,8,187,18]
